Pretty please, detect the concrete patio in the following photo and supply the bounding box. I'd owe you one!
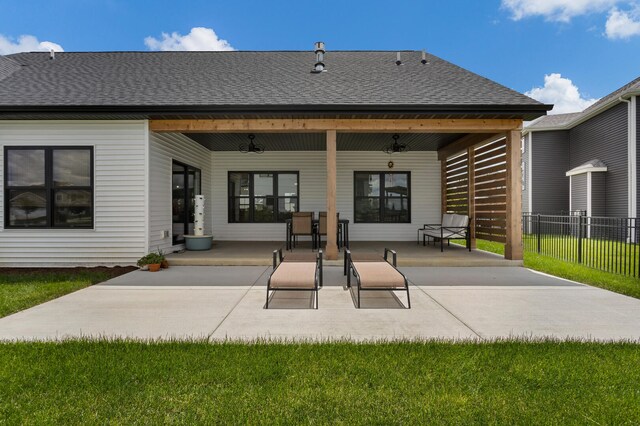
[1,265,640,342]
[166,240,521,267]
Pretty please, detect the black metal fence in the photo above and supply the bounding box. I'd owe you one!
[522,213,640,277]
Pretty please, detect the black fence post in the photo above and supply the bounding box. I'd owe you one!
[577,214,583,264]
[536,214,541,254]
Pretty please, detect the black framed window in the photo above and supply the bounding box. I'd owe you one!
[172,160,201,244]
[4,146,93,229]
[228,171,299,223]
[354,171,410,223]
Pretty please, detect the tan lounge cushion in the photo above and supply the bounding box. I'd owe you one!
[353,262,406,288]
[270,262,317,289]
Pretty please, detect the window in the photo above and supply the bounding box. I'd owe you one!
[172,161,201,244]
[4,146,93,228]
[228,172,299,223]
[354,172,410,223]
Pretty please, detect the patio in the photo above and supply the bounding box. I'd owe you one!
[165,241,521,266]
[1,265,640,342]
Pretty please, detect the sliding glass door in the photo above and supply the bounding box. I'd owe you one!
[172,161,201,244]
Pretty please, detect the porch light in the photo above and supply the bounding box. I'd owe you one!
[382,134,408,154]
[239,134,265,154]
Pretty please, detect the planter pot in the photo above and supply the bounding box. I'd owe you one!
[184,235,213,251]
[161,260,169,269]
[148,263,161,272]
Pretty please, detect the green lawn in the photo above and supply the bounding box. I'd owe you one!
[0,341,639,424]
[523,233,640,276]
[454,239,640,299]
[0,268,133,318]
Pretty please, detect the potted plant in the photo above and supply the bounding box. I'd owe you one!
[137,251,165,272]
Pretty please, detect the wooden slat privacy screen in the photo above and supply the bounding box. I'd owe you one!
[444,137,507,244]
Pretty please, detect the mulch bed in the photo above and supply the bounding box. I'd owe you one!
[0,266,137,277]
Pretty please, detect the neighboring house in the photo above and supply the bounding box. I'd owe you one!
[523,77,640,217]
[0,45,549,266]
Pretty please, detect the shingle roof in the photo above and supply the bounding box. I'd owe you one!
[526,112,582,129]
[0,51,549,118]
[582,75,640,114]
[0,55,21,82]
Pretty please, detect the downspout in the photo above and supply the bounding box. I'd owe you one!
[619,96,637,220]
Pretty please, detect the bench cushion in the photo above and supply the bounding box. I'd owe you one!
[270,262,317,288]
[353,262,406,288]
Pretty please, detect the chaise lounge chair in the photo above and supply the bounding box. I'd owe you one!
[344,249,410,309]
[266,249,323,309]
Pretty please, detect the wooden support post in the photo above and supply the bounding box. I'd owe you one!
[505,130,523,260]
[467,146,477,249]
[326,130,338,260]
[441,160,447,216]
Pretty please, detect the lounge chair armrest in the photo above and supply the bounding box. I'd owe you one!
[422,223,443,230]
[317,249,323,287]
[384,248,397,266]
[273,249,283,269]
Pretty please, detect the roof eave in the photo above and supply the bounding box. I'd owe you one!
[0,103,552,119]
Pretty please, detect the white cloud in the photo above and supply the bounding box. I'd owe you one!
[525,73,598,114]
[605,6,640,38]
[144,27,234,51]
[0,34,64,55]
[502,0,619,22]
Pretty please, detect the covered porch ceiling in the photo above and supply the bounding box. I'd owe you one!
[183,132,466,151]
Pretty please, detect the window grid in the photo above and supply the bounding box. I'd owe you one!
[228,171,299,223]
[353,171,411,223]
[4,146,94,229]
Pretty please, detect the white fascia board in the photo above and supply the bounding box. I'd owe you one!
[566,167,608,177]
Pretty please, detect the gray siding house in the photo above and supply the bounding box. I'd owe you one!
[523,77,640,217]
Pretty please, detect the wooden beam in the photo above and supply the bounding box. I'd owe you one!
[325,130,338,260]
[505,130,523,260]
[467,146,477,249]
[149,118,523,134]
[441,160,447,216]
[437,133,505,161]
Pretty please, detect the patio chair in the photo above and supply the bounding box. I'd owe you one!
[317,211,342,249]
[421,213,471,252]
[344,248,410,309]
[266,249,323,309]
[290,211,315,250]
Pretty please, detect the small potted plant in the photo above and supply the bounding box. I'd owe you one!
[137,251,165,272]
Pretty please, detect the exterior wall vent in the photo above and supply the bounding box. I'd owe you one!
[311,41,326,73]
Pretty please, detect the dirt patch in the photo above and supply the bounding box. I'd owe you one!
[0,266,137,278]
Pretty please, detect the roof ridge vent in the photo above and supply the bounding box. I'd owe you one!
[311,41,326,73]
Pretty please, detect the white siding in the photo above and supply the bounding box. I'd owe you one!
[0,121,148,266]
[149,132,212,253]
[211,150,440,241]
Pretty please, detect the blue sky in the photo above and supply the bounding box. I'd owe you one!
[1,0,639,113]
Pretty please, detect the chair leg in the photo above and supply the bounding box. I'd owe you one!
[357,285,361,308]
[441,237,444,252]
[315,288,319,309]
[406,286,411,309]
[265,288,269,309]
